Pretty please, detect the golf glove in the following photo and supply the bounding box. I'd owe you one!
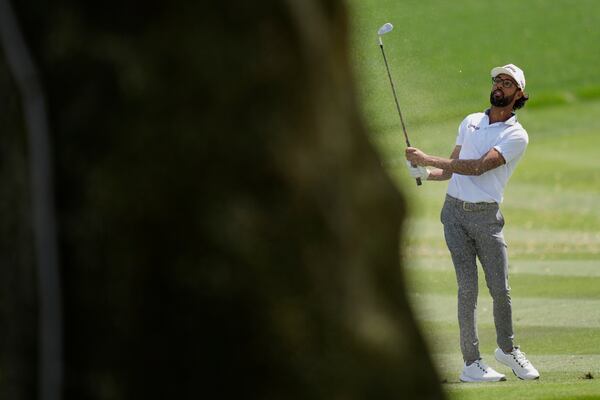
[406,161,429,180]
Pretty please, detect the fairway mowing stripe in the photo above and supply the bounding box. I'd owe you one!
[509,260,600,277]
[409,258,600,277]
[419,322,600,357]
[524,354,600,373]
[504,228,600,249]
[406,217,600,249]
[505,182,600,217]
[410,294,600,328]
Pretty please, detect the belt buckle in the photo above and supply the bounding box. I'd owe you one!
[462,201,475,212]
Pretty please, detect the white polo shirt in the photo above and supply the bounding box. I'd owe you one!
[447,110,528,204]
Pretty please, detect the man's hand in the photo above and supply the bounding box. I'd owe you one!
[405,161,429,180]
[405,147,429,166]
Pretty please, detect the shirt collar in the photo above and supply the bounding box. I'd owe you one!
[484,108,518,126]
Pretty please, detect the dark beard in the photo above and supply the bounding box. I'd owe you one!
[490,90,515,107]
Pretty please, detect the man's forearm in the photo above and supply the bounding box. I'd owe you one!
[426,167,452,181]
[405,145,503,179]
[424,156,484,176]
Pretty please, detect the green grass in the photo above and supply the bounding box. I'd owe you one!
[409,269,600,299]
[349,0,600,398]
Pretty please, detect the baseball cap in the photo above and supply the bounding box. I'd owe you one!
[491,64,526,90]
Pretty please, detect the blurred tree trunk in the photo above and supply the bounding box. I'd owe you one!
[0,1,63,398]
[0,60,37,399]
[2,0,445,399]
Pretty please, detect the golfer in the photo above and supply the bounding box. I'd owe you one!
[405,64,539,382]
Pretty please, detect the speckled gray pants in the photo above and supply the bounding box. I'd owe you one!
[441,194,514,363]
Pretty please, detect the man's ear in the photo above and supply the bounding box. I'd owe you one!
[516,90,525,101]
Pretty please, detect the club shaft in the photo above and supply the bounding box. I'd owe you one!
[379,43,422,185]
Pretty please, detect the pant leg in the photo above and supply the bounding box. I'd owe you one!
[474,207,514,353]
[441,200,480,363]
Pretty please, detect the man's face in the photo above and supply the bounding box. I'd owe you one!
[489,73,521,107]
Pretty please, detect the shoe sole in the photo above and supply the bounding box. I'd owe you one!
[460,375,507,383]
[511,369,540,381]
[496,355,540,380]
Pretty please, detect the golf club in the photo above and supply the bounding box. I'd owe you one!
[377,22,422,186]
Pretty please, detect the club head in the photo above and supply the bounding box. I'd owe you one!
[377,23,393,36]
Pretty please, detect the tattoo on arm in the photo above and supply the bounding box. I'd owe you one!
[427,146,461,181]
[428,147,505,176]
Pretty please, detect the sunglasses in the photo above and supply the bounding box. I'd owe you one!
[492,76,518,89]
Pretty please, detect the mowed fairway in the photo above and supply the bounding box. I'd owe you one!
[349,1,600,399]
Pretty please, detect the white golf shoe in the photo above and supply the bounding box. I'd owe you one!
[495,347,540,380]
[459,359,506,382]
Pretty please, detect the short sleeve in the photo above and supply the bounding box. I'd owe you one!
[494,129,529,164]
[456,117,469,146]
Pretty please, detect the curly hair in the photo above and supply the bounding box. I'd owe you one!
[513,92,529,110]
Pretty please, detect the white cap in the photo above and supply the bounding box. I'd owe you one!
[491,64,526,90]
